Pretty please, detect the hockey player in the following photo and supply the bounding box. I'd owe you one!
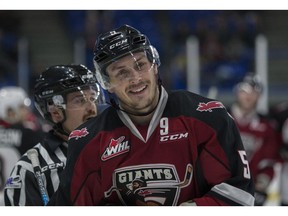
[270,101,288,205]
[4,64,106,205]
[0,86,45,205]
[229,73,281,205]
[50,25,255,206]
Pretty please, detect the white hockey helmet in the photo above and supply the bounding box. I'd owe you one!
[0,86,31,123]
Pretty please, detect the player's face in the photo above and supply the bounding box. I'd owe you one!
[62,87,98,133]
[106,52,159,115]
[132,182,141,190]
[237,87,260,112]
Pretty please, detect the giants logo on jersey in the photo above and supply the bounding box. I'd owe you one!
[101,136,130,161]
[104,164,193,206]
[196,101,224,112]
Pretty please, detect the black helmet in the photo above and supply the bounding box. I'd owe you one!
[236,73,263,93]
[93,24,160,89]
[34,64,104,125]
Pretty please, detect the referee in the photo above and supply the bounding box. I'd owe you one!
[4,64,106,205]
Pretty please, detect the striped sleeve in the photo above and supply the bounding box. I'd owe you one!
[4,159,40,206]
[4,142,67,206]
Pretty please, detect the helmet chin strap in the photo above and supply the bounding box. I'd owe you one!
[109,78,162,117]
[53,123,70,141]
[52,109,70,140]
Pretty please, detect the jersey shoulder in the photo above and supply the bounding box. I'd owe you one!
[167,90,227,115]
[167,90,233,130]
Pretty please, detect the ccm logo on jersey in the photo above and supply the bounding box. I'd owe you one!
[196,101,224,112]
[101,136,130,161]
[68,127,89,140]
[160,132,188,142]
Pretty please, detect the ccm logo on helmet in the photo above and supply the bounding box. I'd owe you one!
[109,39,128,50]
[81,73,93,80]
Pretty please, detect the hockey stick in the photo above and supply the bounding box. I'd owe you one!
[105,164,193,197]
[27,149,49,205]
[178,164,193,187]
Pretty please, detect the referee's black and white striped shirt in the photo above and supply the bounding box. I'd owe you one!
[4,130,67,206]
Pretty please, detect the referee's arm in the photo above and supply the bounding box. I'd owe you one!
[4,163,44,206]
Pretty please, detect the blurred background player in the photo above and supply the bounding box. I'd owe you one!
[228,73,281,205]
[270,101,288,205]
[0,86,46,205]
[4,64,106,205]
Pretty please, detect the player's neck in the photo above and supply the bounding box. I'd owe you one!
[129,111,154,126]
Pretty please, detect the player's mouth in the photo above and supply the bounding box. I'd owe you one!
[129,85,147,95]
[84,114,96,121]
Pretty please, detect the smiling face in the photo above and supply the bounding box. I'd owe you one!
[106,51,160,116]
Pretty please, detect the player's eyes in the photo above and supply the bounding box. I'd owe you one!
[115,69,130,80]
[136,62,144,70]
[72,97,85,105]
[74,94,98,104]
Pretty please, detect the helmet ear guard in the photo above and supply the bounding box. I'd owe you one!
[146,45,161,67]
[94,63,112,90]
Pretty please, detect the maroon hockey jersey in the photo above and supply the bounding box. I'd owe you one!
[51,87,254,206]
[230,106,281,183]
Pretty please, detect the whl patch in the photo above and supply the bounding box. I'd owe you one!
[101,136,130,161]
